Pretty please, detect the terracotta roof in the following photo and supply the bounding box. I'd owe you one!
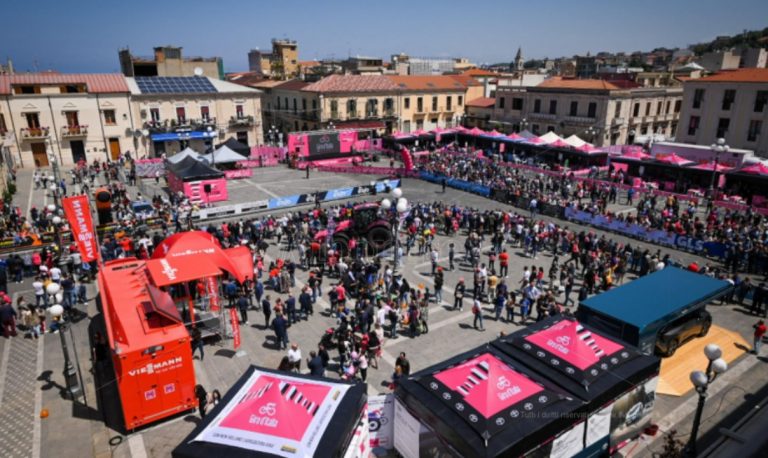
[273,79,311,91]
[302,74,398,93]
[536,77,619,90]
[695,68,768,83]
[227,72,268,87]
[465,97,496,108]
[249,80,286,89]
[0,73,129,94]
[299,60,321,68]
[386,75,476,91]
[461,68,500,77]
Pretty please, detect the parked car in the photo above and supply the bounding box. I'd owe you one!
[625,402,645,426]
[655,309,712,357]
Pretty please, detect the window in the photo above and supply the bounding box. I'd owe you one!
[588,102,597,118]
[747,120,763,142]
[330,100,338,116]
[201,106,210,121]
[385,98,394,113]
[546,125,555,132]
[416,119,424,129]
[674,100,682,113]
[404,97,410,109]
[446,96,452,110]
[0,113,7,134]
[292,99,297,113]
[665,100,671,114]
[150,108,160,122]
[430,118,438,125]
[645,103,651,116]
[347,99,357,116]
[569,101,578,116]
[417,97,423,112]
[235,104,244,118]
[458,95,463,106]
[312,99,317,110]
[687,116,700,136]
[276,98,281,110]
[64,111,79,127]
[512,98,523,110]
[656,101,662,115]
[614,101,622,118]
[302,99,307,112]
[403,120,411,133]
[633,102,640,117]
[722,90,736,111]
[25,112,40,128]
[431,96,438,112]
[755,91,768,112]
[175,107,186,124]
[19,85,36,94]
[103,109,116,125]
[549,100,557,115]
[533,99,541,113]
[716,118,730,138]
[498,97,505,109]
[693,89,705,109]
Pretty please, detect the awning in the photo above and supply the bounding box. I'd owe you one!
[224,246,255,281]
[145,257,222,287]
[151,131,218,142]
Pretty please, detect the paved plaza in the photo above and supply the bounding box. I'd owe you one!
[0,166,766,457]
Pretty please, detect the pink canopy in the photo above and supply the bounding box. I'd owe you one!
[655,153,693,166]
[486,130,504,137]
[739,162,768,175]
[431,127,445,134]
[525,137,545,144]
[576,144,604,154]
[505,133,523,141]
[550,139,572,148]
[690,161,733,172]
[412,129,428,136]
[621,150,651,160]
[392,131,414,139]
[468,127,484,136]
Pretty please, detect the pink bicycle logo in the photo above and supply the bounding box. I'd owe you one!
[259,402,277,416]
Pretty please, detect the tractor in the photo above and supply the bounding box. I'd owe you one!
[314,202,393,255]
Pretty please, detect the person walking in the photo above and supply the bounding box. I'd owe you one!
[754,320,766,355]
[434,267,444,305]
[472,299,485,331]
[0,300,18,338]
[262,295,272,328]
[237,293,249,325]
[191,327,204,361]
[272,314,289,350]
[454,278,466,311]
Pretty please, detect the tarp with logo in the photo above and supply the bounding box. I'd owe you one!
[152,231,249,284]
[172,366,367,458]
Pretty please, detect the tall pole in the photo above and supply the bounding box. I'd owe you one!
[59,322,82,399]
[684,388,707,457]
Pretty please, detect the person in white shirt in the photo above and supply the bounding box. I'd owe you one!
[50,266,62,283]
[287,343,302,372]
[32,278,47,308]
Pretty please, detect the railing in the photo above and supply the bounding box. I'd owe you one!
[611,117,625,126]
[20,127,49,139]
[229,115,255,127]
[529,112,557,121]
[564,115,596,125]
[383,109,395,117]
[347,111,359,119]
[61,125,88,136]
[366,111,379,118]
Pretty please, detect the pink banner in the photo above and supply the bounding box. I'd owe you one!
[229,307,241,349]
[314,165,420,177]
[224,169,253,179]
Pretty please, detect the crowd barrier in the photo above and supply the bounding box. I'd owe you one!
[419,172,492,197]
[314,165,420,177]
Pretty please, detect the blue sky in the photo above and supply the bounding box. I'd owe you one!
[3,0,767,73]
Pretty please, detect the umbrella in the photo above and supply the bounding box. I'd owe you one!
[654,153,693,166]
[689,161,733,172]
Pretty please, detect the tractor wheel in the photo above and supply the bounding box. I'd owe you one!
[333,234,350,256]
[367,226,393,252]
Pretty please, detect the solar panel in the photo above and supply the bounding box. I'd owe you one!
[135,76,217,94]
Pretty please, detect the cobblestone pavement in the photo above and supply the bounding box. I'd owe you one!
[0,336,40,458]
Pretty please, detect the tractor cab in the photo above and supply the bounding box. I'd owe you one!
[352,203,381,232]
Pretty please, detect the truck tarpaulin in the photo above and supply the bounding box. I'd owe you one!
[62,195,98,262]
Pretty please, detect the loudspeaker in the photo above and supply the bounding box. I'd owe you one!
[94,188,113,225]
[203,184,212,193]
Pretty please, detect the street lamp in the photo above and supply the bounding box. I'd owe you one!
[49,304,83,400]
[585,126,598,143]
[520,117,529,133]
[709,138,729,194]
[328,122,336,130]
[683,343,728,457]
[381,188,407,272]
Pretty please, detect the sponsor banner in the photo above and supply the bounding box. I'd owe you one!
[193,370,351,458]
[368,394,394,450]
[207,277,220,312]
[61,195,98,262]
[268,194,303,210]
[309,132,340,156]
[241,158,280,168]
[420,172,491,197]
[313,165,419,177]
[230,307,241,349]
[224,169,253,179]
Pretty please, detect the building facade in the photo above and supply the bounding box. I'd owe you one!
[127,76,263,157]
[0,73,134,168]
[119,46,223,80]
[492,77,683,146]
[676,68,768,157]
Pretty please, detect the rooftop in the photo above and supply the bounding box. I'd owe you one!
[465,97,496,108]
[694,68,768,83]
[536,77,620,90]
[302,74,398,93]
[387,75,478,91]
[0,72,130,94]
[273,79,311,91]
[126,76,260,95]
[461,68,500,77]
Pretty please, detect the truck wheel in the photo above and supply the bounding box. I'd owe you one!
[367,226,393,252]
[665,339,679,357]
[699,320,711,337]
[333,235,349,256]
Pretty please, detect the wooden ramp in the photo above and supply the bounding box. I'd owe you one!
[657,325,749,397]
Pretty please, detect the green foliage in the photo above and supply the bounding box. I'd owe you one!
[690,27,768,55]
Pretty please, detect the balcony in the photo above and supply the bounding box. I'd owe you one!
[365,111,379,119]
[330,111,341,120]
[528,112,557,121]
[347,111,359,119]
[611,117,625,126]
[20,127,49,139]
[61,125,88,137]
[564,115,596,125]
[383,108,396,117]
[229,115,255,128]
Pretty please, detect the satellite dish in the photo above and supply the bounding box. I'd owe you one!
[141,129,150,136]
[193,67,204,76]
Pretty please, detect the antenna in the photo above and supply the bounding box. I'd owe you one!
[193,67,204,76]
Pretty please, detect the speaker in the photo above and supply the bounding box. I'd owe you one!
[203,184,212,193]
[94,188,113,225]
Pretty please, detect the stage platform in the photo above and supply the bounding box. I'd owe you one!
[657,324,749,397]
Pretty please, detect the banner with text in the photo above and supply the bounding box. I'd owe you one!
[229,307,241,349]
[62,195,99,262]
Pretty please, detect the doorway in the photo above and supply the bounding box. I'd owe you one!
[70,140,86,164]
[108,138,121,160]
[31,142,48,167]
[236,131,248,146]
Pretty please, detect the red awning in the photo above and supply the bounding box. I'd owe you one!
[225,246,255,281]
[152,231,249,284]
[145,257,222,287]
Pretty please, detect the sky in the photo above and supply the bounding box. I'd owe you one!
[3,0,767,74]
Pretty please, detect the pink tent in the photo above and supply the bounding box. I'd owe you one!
[690,161,733,172]
[655,153,693,166]
[550,139,572,148]
[392,131,414,139]
[576,144,604,154]
[432,127,445,134]
[486,130,504,137]
[412,129,428,136]
[621,150,651,160]
[468,127,484,136]
[505,133,523,141]
[739,162,768,175]
[526,137,545,144]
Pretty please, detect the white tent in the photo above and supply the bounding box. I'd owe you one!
[200,145,247,164]
[518,129,537,139]
[538,131,566,145]
[166,147,202,164]
[564,135,589,148]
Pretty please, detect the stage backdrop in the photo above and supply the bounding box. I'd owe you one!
[288,131,360,157]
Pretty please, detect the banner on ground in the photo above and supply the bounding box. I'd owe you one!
[61,195,98,262]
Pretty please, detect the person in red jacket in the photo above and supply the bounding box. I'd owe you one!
[754,320,766,355]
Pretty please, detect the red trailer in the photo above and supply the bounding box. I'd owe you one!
[99,258,198,430]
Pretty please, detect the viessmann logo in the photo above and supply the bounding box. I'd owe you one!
[128,357,183,376]
[160,259,178,280]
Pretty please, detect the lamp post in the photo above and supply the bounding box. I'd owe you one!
[381,188,408,272]
[328,122,336,130]
[49,304,83,400]
[585,126,598,144]
[519,117,529,133]
[709,138,729,195]
[268,125,277,146]
[683,343,728,457]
